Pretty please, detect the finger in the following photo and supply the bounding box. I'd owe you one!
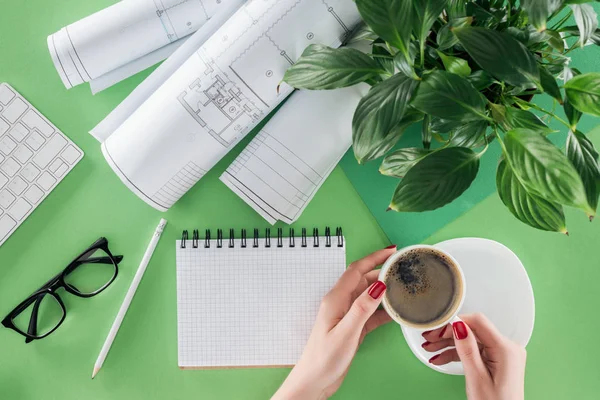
[348,246,397,274]
[330,267,364,295]
[460,313,505,349]
[364,308,392,335]
[422,338,455,352]
[336,281,387,338]
[422,323,452,342]
[429,349,460,366]
[423,339,484,353]
[452,320,489,380]
[353,270,382,299]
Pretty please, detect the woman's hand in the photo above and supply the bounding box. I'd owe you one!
[272,246,396,400]
[423,313,527,400]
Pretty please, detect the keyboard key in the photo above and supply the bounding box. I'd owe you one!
[54,162,68,178]
[37,171,57,191]
[3,98,27,123]
[33,134,66,169]
[8,176,27,195]
[21,110,54,137]
[0,214,17,241]
[0,85,16,105]
[14,146,33,164]
[0,117,9,135]
[1,157,20,177]
[8,122,29,142]
[8,198,32,220]
[24,184,44,204]
[0,172,7,189]
[0,189,16,208]
[61,145,81,165]
[25,130,45,150]
[0,136,17,155]
[20,163,40,182]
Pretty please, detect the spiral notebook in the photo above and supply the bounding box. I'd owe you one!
[175,227,345,369]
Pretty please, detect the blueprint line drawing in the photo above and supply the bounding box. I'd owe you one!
[98,0,362,212]
[48,0,231,90]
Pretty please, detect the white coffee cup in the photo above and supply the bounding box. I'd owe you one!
[378,245,466,331]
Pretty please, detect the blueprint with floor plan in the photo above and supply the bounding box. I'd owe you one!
[100,0,361,212]
[48,0,238,92]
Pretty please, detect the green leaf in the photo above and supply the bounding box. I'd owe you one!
[570,4,599,48]
[348,24,379,44]
[560,25,600,45]
[546,30,565,52]
[506,27,530,44]
[538,64,563,103]
[394,43,418,78]
[422,115,432,149]
[564,73,600,117]
[380,148,432,177]
[566,130,600,215]
[389,147,480,212]
[562,67,582,130]
[437,17,473,50]
[503,128,591,212]
[449,120,488,148]
[521,0,563,31]
[412,0,449,52]
[373,45,395,75]
[466,70,494,90]
[453,26,540,87]
[496,159,567,232]
[282,45,383,90]
[447,0,467,19]
[430,117,464,133]
[411,71,488,121]
[356,0,414,59]
[353,75,420,163]
[437,51,472,77]
[503,107,555,134]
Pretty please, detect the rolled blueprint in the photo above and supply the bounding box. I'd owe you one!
[99,0,361,211]
[47,0,236,91]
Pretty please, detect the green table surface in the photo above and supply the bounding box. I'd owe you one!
[2,1,600,399]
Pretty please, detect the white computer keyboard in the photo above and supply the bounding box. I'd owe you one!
[0,83,83,247]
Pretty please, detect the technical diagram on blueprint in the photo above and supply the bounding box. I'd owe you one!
[48,0,236,91]
[98,0,361,212]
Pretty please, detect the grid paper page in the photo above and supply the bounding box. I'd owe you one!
[175,236,345,368]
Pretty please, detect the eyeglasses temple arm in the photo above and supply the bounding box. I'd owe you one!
[25,296,43,343]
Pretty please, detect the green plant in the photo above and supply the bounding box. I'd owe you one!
[282,0,600,233]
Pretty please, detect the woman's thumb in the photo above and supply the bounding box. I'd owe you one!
[452,320,488,378]
[337,281,386,336]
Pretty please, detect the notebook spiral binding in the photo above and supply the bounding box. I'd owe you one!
[180,227,343,249]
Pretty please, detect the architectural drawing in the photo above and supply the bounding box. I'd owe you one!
[100,0,362,212]
[178,55,262,147]
[48,0,229,89]
[176,0,356,148]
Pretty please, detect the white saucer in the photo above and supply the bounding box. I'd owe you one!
[400,238,535,375]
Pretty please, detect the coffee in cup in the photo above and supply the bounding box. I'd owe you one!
[379,246,465,330]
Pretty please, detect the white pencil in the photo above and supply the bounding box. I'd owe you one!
[92,218,167,379]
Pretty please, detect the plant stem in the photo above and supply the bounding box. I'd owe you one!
[419,42,425,68]
[524,102,571,129]
[369,54,395,59]
[550,10,573,31]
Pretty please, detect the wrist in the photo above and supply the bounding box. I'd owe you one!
[272,364,327,400]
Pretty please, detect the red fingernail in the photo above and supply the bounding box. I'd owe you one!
[453,321,468,340]
[368,281,386,299]
[429,354,440,363]
[385,244,397,249]
[421,341,431,348]
[438,325,448,338]
[422,330,432,337]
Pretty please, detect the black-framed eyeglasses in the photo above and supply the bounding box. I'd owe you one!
[2,237,122,343]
